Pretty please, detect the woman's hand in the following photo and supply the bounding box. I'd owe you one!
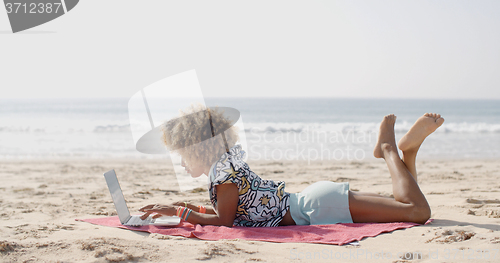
[139,204,177,220]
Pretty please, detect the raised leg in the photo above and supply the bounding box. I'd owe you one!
[399,113,445,182]
[350,114,431,224]
[402,149,418,182]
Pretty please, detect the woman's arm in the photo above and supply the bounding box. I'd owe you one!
[205,207,217,215]
[172,201,217,215]
[191,183,239,226]
[139,183,239,227]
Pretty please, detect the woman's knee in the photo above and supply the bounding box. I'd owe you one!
[410,204,431,224]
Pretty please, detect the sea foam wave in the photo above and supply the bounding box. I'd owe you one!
[0,122,499,134]
[93,125,131,133]
[244,122,500,134]
[0,124,131,134]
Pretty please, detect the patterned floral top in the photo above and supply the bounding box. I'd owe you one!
[208,145,290,227]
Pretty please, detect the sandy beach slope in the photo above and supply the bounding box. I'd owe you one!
[1,159,499,262]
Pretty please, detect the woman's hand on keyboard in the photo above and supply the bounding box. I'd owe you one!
[139,204,177,220]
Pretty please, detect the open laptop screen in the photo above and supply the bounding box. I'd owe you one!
[104,170,131,224]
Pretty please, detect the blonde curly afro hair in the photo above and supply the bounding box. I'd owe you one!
[161,104,239,168]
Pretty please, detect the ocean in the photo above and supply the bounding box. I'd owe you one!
[1,98,499,161]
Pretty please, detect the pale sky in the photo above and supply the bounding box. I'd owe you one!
[1,0,499,99]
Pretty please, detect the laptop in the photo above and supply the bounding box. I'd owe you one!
[103,169,181,227]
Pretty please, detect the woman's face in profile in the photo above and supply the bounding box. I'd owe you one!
[181,158,206,178]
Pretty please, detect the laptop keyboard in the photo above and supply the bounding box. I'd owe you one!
[127,216,152,226]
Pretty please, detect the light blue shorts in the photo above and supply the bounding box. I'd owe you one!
[289,181,353,225]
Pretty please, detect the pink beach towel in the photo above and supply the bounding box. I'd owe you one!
[76,216,431,245]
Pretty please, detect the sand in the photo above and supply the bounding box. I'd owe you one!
[1,158,500,262]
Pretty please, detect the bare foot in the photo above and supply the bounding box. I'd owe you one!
[398,113,444,152]
[373,114,397,159]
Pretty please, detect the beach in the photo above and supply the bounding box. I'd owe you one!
[1,158,499,262]
[1,97,499,262]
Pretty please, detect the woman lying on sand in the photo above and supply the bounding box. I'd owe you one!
[139,107,444,227]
